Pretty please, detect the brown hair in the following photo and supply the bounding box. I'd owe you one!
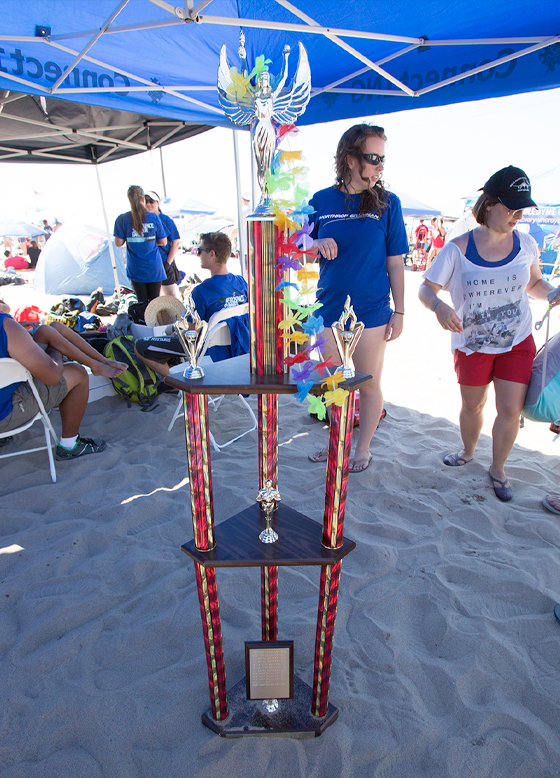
[127,185,146,235]
[200,232,232,264]
[472,192,500,226]
[335,123,388,215]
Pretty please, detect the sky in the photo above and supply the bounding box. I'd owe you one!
[2,86,560,229]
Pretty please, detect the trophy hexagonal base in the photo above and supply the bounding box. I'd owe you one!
[259,527,278,543]
[201,675,338,738]
[182,365,205,379]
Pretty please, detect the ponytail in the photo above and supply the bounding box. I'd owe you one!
[127,185,145,235]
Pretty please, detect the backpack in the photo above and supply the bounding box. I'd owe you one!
[523,331,560,425]
[104,335,159,410]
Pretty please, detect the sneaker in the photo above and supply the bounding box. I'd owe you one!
[55,436,107,460]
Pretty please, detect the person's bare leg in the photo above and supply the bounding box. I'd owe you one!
[318,325,387,468]
[457,383,489,461]
[489,378,528,483]
[425,246,438,270]
[349,326,388,465]
[58,363,89,437]
[161,283,182,299]
[133,344,171,378]
[33,323,127,378]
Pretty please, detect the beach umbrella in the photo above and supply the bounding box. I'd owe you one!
[0,220,47,238]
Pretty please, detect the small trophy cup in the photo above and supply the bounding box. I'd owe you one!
[173,294,208,379]
[256,479,281,543]
[331,296,365,379]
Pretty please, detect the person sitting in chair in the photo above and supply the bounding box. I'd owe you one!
[0,315,127,459]
[135,232,248,376]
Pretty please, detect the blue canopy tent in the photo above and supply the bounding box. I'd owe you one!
[0,1,559,129]
[1,2,559,290]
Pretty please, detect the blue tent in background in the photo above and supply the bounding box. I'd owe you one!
[34,222,128,295]
[161,197,217,219]
[391,189,440,218]
[0,1,559,139]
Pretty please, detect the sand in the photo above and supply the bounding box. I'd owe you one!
[2,269,560,777]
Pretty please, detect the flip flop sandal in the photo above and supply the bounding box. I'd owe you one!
[488,471,513,502]
[543,495,560,515]
[349,455,372,473]
[308,447,328,463]
[443,452,473,467]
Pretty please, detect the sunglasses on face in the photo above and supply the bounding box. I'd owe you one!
[197,247,209,255]
[144,197,155,204]
[497,197,523,216]
[361,152,385,166]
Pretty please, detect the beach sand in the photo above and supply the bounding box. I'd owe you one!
[2,270,560,777]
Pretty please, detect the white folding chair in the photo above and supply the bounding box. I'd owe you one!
[167,304,257,451]
[0,358,59,482]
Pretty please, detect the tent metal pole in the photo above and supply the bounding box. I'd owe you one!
[159,147,167,197]
[232,128,246,277]
[94,163,122,301]
[250,133,258,212]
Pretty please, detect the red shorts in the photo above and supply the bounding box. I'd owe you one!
[454,335,536,387]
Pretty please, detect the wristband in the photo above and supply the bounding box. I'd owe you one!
[394,311,404,315]
[432,299,442,312]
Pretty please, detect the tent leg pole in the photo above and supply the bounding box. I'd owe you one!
[94,163,121,301]
[160,147,167,198]
[232,129,246,278]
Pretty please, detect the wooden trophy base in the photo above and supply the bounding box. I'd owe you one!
[201,675,338,738]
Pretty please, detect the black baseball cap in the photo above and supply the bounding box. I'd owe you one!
[481,166,537,210]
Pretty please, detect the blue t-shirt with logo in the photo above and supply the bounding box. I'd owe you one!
[192,273,249,361]
[309,187,408,328]
[114,211,167,283]
[158,213,180,263]
[0,312,20,421]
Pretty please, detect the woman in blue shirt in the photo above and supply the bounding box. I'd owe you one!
[114,185,167,302]
[309,124,408,473]
[144,190,182,299]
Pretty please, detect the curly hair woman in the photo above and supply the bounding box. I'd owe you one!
[308,123,408,472]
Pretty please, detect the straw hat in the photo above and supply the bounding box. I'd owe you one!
[144,296,186,327]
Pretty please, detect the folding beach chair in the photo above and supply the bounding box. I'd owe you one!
[0,357,59,482]
[167,304,257,451]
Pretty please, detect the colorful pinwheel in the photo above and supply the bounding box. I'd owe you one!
[291,361,316,382]
[324,387,349,407]
[295,379,315,403]
[281,331,309,345]
[321,371,346,391]
[307,394,327,419]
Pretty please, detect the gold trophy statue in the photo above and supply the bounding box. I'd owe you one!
[218,31,311,213]
[331,296,365,379]
[173,294,208,379]
[256,479,281,543]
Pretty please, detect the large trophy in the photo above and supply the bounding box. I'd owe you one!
[173,294,208,379]
[173,32,365,739]
[331,297,365,379]
[218,32,311,212]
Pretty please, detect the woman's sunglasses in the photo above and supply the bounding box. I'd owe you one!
[361,152,385,166]
[144,197,155,204]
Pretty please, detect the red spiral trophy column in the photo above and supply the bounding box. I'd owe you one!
[248,215,287,641]
[175,306,228,721]
[312,299,363,717]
